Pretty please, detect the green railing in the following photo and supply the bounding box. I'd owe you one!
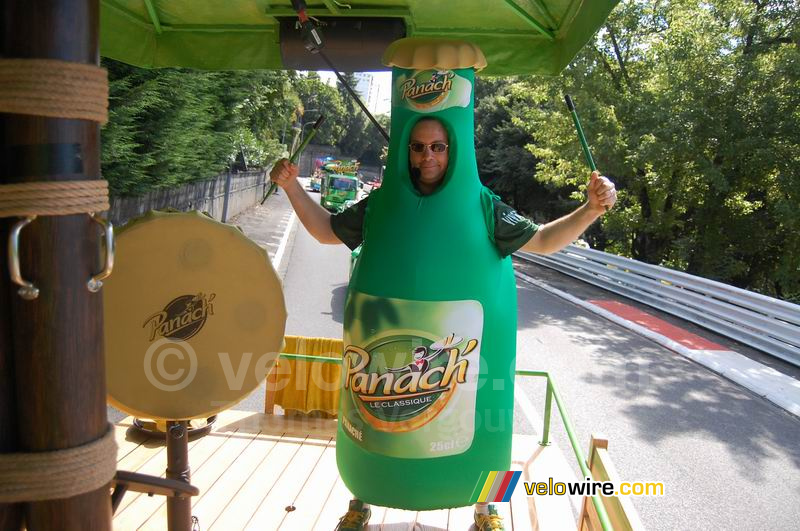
[276,353,613,530]
[278,352,342,364]
[516,369,613,531]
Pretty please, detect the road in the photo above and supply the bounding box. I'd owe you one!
[512,261,800,530]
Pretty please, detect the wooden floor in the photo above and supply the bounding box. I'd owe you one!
[113,410,560,531]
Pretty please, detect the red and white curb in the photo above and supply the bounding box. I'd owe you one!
[515,271,800,418]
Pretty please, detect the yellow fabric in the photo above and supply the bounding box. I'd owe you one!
[272,336,343,415]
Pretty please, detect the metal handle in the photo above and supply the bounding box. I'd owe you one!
[8,216,39,300]
[87,214,114,293]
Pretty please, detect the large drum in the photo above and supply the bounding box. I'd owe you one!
[104,210,286,421]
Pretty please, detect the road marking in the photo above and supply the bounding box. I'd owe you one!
[589,299,726,350]
[272,212,296,270]
[514,385,543,432]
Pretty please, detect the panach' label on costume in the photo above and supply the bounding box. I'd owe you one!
[395,70,472,113]
[342,293,482,458]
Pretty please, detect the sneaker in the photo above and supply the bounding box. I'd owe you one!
[474,504,505,530]
[335,499,371,530]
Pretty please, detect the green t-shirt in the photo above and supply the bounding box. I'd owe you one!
[331,193,538,258]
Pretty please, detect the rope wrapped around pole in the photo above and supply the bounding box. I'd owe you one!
[0,180,110,218]
[0,424,117,503]
[0,58,108,124]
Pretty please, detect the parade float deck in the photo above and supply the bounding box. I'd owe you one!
[111,409,577,530]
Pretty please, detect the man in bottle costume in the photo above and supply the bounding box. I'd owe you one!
[270,40,616,531]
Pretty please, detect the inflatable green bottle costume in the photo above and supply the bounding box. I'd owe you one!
[337,39,517,510]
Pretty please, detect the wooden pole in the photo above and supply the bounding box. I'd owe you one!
[1,1,112,529]
[0,223,22,531]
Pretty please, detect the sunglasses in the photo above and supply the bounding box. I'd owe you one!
[409,142,449,153]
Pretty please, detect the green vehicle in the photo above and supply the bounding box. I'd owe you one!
[319,160,360,212]
[321,173,359,212]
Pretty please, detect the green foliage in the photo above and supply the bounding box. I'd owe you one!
[103,64,388,198]
[336,73,370,159]
[335,73,390,165]
[475,0,799,301]
[292,72,346,146]
[476,79,551,217]
[102,60,299,196]
[359,113,391,166]
[291,72,389,164]
[219,69,301,166]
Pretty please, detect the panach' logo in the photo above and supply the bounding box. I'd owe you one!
[344,333,478,432]
[143,293,215,342]
[400,70,455,109]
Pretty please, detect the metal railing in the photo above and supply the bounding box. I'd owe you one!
[516,246,800,367]
[516,369,614,531]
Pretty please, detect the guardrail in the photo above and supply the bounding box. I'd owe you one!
[516,245,800,368]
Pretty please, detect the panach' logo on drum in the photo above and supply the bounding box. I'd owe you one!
[143,293,215,342]
[400,70,455,109]
[344,333,478,432]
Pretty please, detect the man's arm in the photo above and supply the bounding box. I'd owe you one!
[270,159,342,245]
[521,171,616,255]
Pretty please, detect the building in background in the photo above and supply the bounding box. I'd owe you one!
[317,71,392,115]
[352,72,378,113]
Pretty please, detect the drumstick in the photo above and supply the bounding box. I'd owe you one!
[564,94,596,172]
[290,115,326,164]
[564,95,608,211]
[262,115,326,205]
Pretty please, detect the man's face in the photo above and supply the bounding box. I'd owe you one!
[409,120,449,194]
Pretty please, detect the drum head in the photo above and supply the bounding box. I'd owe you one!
[104,211,286,420]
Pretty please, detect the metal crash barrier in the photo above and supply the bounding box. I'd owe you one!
[517,245,800,366]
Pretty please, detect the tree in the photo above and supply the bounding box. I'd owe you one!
[289,72,393,163]
[476,0,799,300]
[217,70,302,167]
[292,72,346,146]
[475,78,553,221]
[359,113,390,165]
[336,73,371,158]
[102,61,234,194]
[102,60,302,195]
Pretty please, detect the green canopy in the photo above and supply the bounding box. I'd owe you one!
[100,0,619,75]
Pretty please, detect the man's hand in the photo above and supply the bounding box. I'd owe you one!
[521,171,617,255]
[586,171,617,214]
[270,158,299,190]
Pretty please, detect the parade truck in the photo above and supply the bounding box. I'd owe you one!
[318,158,360,212]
